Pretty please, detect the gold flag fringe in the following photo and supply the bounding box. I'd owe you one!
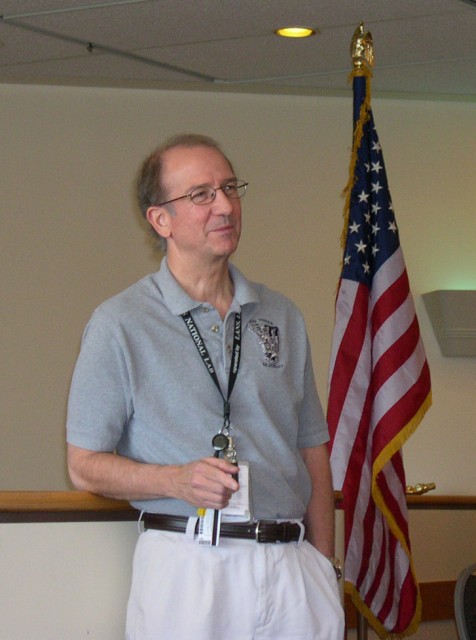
[346,576,422,640]
[340,67,373,252]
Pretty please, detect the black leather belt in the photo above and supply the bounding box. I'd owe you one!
[142,513,306,544]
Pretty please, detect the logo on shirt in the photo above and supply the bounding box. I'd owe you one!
[249,320,283,368]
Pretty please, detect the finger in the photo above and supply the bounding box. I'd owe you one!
[203,457,240,476]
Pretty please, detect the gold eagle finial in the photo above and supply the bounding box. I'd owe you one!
[351,22,374,70]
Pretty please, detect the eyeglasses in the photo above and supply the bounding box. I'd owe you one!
[157,179,248,207]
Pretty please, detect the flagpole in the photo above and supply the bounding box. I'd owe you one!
[350,22,374,640]
[357,613,368,640]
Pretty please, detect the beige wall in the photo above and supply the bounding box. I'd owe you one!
[1,83,475,494]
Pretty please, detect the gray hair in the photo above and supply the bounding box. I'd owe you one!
[136,133,234,251]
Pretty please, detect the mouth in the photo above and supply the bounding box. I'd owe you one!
[209,224,235,234]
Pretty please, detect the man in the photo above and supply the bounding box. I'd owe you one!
[67,133,344,639]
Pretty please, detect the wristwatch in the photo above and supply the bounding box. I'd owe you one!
[327,556,343,580]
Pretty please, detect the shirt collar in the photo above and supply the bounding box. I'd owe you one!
[155,256,260,316]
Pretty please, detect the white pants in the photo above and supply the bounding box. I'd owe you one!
[126,529,344,640]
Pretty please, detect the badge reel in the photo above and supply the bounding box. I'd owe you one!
[212,432,229,456]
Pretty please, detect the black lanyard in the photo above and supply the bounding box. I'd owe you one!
[181,310,242,430]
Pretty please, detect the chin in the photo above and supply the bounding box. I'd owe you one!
[211,235,240,256]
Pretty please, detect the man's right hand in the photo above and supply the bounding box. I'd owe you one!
[169,457,240,510]
[67,444,239,509]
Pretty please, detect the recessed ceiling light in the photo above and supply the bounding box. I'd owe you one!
[274,26,317,38]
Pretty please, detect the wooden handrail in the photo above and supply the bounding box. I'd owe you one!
[2,491,475,513]
[0,491,132,512]
[0,491,136,523]
[1,490,474,523]
[406,494,476,509]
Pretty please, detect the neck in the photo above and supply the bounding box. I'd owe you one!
[167,255,234,319]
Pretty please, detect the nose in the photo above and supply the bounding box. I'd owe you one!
[211,186,236,215]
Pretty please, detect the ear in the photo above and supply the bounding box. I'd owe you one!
[146,206,171,240]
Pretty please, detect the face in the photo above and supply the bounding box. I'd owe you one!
[147,145,242,265]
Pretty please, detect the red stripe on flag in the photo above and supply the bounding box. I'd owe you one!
[327,283,369,443]
[373,360,432,463]
[371,269,410,338]
[395,567,420,630]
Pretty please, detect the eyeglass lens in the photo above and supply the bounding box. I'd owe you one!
[190,181,247,205]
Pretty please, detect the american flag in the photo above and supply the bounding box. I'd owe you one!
[327,71,432,638]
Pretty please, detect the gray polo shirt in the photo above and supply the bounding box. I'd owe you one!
[67,258,329,519]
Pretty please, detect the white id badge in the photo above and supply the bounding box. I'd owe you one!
[197,508,221,546]
[221,461,251,523]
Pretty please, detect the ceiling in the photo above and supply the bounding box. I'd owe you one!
[1,0,476,99]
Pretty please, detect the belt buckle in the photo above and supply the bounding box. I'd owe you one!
[254,519,277,543]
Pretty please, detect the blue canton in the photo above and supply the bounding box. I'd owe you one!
[342,76,400,286]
